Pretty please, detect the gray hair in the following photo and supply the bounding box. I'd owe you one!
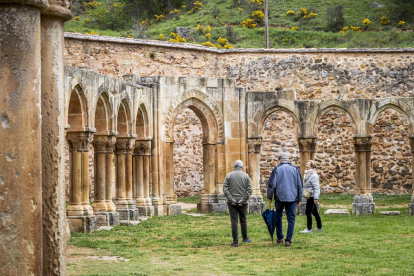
[279,153,291,161]
[234,160,243,168]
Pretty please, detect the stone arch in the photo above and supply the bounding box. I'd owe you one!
[116,98,132,136]
[369,99,414,134]
[313,101,358,136]
[68,84,89,131]
[255,100,299,138]
[136,103,149,139]
[94,92,111,135]
[165,90,223,143]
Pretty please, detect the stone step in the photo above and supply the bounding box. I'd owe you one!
[97,226,114,231]
[324,209,350,215]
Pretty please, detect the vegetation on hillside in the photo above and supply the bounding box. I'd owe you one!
[65,0,414,48]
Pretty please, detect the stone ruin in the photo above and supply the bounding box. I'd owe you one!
[1,2,414,275]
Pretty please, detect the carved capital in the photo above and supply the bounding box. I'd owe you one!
[115,138,135,155]
[92,135,116,153]
[41,1,72,21]
[298,137,317,153]
[248,137,262,153]
[134,139,151,155]
[66,131,94,152]
[353,136,372,152]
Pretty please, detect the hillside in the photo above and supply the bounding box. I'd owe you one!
[65,0,414,48]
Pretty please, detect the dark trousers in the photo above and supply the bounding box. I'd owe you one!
[275,201,296,243]
[306,197,322,230]
[228,203,248,242]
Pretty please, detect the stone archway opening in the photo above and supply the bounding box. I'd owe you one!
[259,110,299,193]
[371,108,412,194]
[173,108,204,199]
[315,108,356,194]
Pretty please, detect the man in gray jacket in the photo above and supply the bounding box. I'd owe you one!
[223,160,253,247]
[267,153,303,247]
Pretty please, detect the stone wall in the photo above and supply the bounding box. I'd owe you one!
[173,108,204,197]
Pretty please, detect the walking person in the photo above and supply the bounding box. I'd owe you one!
[223,160,253,247]
[267,153,303,247]
[300,160,323,233]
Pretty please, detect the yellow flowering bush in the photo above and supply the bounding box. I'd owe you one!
[339,26,349,33]
[224,43,233,49]
[83,1,101,9]
[286,10,294,16]
[350,26,361,32]
[309,12,317,18]
[126,35,133,39]
[217,37,229,46]
[252,10,264,19]
[205,33,211,39]
[169,33,186,43]
[238,8,243,13]
[205,25,211,33]
[159,33,164,40]
[140,20,152,30]
[202,41,216,48]
[290,26,298,31]
[197,24,203,32]
[154,14,165,21]
[193,0,203,10]
[240,18,257,28]
[169,8,180,19]
[380,16,390,26]
[72,16,80,21]
[398,21,405,27]
[362,19,371,26]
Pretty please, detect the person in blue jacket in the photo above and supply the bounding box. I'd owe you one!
[267,153,303,247]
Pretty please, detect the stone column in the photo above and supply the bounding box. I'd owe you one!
[247,137,265,214]
[297,137,317,215]
[92,135,119,226]
[135,139,154,216]
[40,1,71,274]
[66,131,97,232]
[352,136,375,215]
[114,138,138,220]
[0,2,47,274]
[409,136,414,215]
[164,140,181,215]
[105,136,117,213]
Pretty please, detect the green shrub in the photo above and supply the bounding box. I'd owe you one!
[326,5,344,32]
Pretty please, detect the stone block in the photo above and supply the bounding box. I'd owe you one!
[165,204,181,215]
[324,209,350,215]
[352,203,375,215]
[409,203,414,216]
[137,206,155,217]
[153,205,165,216]
[67,216,97,233]
[197,202,228,213]
[117,208,139,221]
[380,211,400,216]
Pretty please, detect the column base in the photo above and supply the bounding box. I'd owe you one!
[164,204,181,215]
[409,203,414,215]
[197,194,228,213]
[248,195,266,214]
[94,211,120,226]
[137,206,155,217]
[352,195,375,215]
[152,204,164,216]
[117,208,139,220]
[67,215,97,233]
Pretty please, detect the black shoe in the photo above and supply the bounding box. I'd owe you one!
[243,238,251,243]
[230,242,239,247]
[276,238,284,244]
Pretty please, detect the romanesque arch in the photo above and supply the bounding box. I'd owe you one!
[67,84,89,131]
[136,103,149,139]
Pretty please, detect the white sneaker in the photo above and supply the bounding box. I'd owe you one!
[300,228,313,233]
[315,227,323,231]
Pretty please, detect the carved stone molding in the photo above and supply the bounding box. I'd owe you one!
[115,138,135,155]
[92,135,116,154]
[353,136,372,152]
[134,139,151,155]
[66,132,94,152]
[247,137,262,153]
[298,137,317,153]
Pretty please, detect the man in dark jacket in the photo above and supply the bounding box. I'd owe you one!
[267,153,303,247]
[223,160,253,247]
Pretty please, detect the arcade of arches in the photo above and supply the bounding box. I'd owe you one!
[1,4,414,274]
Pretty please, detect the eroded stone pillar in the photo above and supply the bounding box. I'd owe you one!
[352,136,375,215]
[134,140,154,216]
[247,137,265,214]
[297,137,317,215]
[114,138,138,220]
[409,136,414,215]
[0,2,47,274]
[40,2,72,273]
[92,135,119,226]
[106,136,117,212]
[66,131,97,232]
[164,141,181,215]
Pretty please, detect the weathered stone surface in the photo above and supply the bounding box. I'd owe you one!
[324,209,350,215]
[380,211,400,215]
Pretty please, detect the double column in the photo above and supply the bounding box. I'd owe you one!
[247,137,265,214]
[352,136,375,215]
[66,132,97,231]
[91,135,119,225]
[134,139,154,216]
[114,137,138,220]
[297,137,317,215]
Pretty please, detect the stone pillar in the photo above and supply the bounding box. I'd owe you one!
[352,136,375,215]
[66,132,97,232]
[106,136,117,212]
[246,137,265,214]
[164,141,181,215]
[0,2,47,274]
[198,142,227,213]
[114,138,138,220]
[92,135,119,226]
[135,140,154,216]
[409,136,414,215]
[297,137,317,215]
[40,1,71,274]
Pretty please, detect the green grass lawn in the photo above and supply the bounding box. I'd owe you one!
[68,194,414,276]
